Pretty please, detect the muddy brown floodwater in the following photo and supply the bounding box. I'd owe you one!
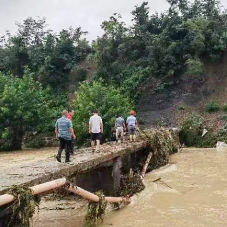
[98,148,227,227]
[3,147,227,227]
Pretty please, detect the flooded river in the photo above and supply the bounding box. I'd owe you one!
[31,148,227,226]
[100,148,227,227]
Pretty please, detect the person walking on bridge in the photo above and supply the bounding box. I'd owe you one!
[89,110,103,152]
[115,113,125,143]
[55,110,76,163]
[126,110,137,142]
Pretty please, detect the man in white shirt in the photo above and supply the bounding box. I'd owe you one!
[89,110,103,152]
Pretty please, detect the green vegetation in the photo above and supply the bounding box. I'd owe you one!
[223,103,227,112]
[85,191,107,227]
[7,185,40,227]
[73,80,134,145]
[94,0,227,98]
[0,69,52,150]
[1,0,227,150]
[0,18,91,93]
[180,115,204,146]
[178,105,186,111]
[205,101,220,112]
[179,114,218,147]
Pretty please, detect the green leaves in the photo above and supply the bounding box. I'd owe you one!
[0,70,53,150]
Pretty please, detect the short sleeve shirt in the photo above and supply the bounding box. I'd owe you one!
[116,117,125,127]
[55,116,72,140]
[126,115,137,127]
[89,115,103,133]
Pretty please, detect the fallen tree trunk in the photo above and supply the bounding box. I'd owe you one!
[0,177,67,207]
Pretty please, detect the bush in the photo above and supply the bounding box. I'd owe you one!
[178,105,186,111]
[179,115,204,146]
[0,69,53,150]
[223,103,227,112]
[76,68,87,82]
[179,114,217,147]
[185,58,204,77]
[205,102,219,113]
[220,115,227,121]
[73,79,135,145]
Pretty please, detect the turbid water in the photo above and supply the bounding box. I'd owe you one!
[99,148,227,227]
[3,147,227,227]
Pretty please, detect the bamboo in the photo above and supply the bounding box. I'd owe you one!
[67,184,131,204]
[0,177,67,207]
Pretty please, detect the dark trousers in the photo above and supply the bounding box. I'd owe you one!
[69,138,76,154]
[57,137,72,162]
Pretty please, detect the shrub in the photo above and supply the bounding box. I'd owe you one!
[76,68,87,82]
[179,115,204,146]
[223,103,227,112]
[205,102,219,113]
[179,114,217,147]
[178,105,186,111]
[185,58,204,77]
[0,69,53,150]
[220,115,227,121]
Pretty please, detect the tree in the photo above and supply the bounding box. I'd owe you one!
[0,69,52,150]
[73,80,135,144]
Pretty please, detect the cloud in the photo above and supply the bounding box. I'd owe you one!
[0,0,226,41]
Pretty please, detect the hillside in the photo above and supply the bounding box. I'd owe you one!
[138,52,227,130]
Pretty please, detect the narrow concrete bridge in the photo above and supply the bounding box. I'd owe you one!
[0,141,147,193]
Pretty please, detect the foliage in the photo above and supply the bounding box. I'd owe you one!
[76,68,88,82]
[94,0,227,101]
[85,191,107,227]
[0,18,91,93]
[223,103,227,112]
[117,174,145,197]
[24,132,58,148]
[185,58,204,77]
[7,185,40,227]
[178,105,186,110]
[0,69,53,150]
[179,115,204,146]
[205,101,220,112]
[139,128,178,166]
[179,114,217,147]
[73,80,135,144]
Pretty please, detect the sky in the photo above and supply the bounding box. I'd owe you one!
[0,0,227,41]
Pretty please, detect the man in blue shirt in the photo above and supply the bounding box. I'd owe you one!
[55,110,76,163]
[126,110,137,142]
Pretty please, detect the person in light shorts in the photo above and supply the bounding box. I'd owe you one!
[115,114,126,143]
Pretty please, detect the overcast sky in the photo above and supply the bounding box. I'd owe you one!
[0,0,227,41]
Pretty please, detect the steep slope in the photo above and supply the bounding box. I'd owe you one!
[137,52,227,129]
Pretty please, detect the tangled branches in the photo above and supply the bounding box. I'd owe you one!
[7,185,40,227]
